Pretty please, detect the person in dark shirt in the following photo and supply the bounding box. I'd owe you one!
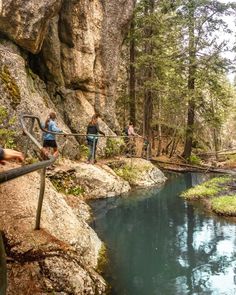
[86,114,105,164]
[0,147,24,164]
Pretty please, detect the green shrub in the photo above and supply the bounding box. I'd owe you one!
[105,138,124,158]
[114,164,138,182]
[0,106,16,148]
[51,176,84,197]
[188,154,201,165]
[79,144,89,159]
[66,186,84,196]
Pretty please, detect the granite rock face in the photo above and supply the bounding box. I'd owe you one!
[48,161,131,199]
[37,0,135,131]
[0,164,106,294]
[0,0,62,53]
[0,41,79,158]
[0,0,135,152]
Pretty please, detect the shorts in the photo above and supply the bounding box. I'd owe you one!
[43,140,57,148]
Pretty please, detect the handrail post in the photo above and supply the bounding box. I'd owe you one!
[147,143,150,161]
[0,231,7,295]
[24,118,35,157]
[35,167,46,230]
[92,137,96,163]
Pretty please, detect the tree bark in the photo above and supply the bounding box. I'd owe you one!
[143,0,154,142]
[157,97,162,156]
[129,19,136,125]
[182,0,196,160]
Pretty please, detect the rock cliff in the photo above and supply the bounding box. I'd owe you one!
[0,0,135,141]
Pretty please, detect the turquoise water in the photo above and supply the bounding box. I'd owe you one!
[90,173,236,295]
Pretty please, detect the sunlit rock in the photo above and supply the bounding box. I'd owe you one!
[0,0,62,53]
[0,164,106,294]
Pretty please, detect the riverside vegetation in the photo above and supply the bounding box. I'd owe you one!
[181,176,236,217]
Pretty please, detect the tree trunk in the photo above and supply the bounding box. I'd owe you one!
[143,0,154,142]
[157,96,162,156]
[129,19,136,125]
[182,0,196,160]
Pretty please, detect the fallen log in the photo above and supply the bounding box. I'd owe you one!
[151,158,236,175]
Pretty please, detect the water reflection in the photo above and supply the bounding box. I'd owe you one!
[90,173,236,295]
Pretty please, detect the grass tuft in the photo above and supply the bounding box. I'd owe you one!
[211,196,236,216]
[180,176,232,200]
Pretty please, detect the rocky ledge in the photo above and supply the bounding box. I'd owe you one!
[0,159,166,294]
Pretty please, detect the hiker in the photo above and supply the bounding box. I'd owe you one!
[86,113,105,164]
[127,122,136,136]
[42,112,63,158]
[125,122,140,156]
[0,147,24,164]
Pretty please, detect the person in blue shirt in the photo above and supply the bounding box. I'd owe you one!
[43,112,63,158]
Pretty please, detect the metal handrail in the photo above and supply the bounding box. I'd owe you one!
[0,114,150,294]
[20,114,144,138]
[0,232,7,295]
[20,114,150,162]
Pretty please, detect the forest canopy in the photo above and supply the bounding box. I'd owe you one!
[116,0,236,161]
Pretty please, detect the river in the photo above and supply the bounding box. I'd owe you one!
[89,173,236,295]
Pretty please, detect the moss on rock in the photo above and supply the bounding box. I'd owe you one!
[50,174,84,197]
[0,65,21,109]
[96,243,109,275]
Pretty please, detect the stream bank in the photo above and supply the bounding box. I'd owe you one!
[89,173,236,295]
[0,158,166,294]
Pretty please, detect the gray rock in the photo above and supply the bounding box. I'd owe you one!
[111,158,167,187]
[0,164,107,294]
[0,0,62,53]
[49,161,131,199]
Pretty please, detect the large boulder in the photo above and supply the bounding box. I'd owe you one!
[108,158,167,187]
[0,0,62,53]
[48,161,131,199]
